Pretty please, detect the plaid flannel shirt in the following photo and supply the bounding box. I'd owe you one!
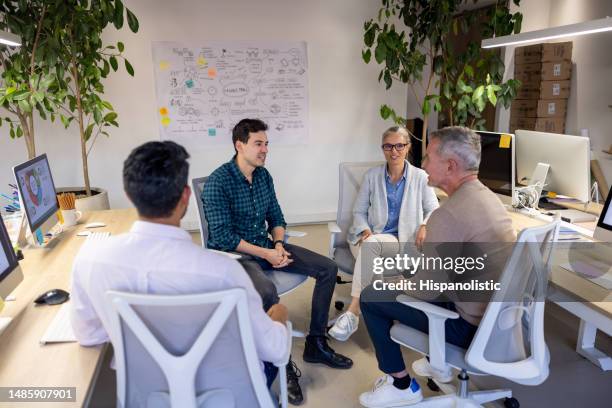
[202,157,286,251]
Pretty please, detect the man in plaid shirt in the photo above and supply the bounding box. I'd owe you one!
[203,119,353,405]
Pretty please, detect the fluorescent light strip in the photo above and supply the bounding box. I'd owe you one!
[0,30,21,47]
[482,16,612,48]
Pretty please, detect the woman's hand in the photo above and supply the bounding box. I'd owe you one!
[415,225,427,251]
[360,229,373,243]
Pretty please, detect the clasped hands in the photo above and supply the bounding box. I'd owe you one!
[263,243,293,268]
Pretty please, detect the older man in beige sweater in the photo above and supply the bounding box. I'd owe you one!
[358,127,516,408]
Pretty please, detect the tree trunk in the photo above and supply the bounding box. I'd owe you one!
[18,112,36,159]
[421,114,429,159]
[71,63,91,196]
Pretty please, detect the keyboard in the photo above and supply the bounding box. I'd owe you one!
[86,231,111,242]
[40,302,77,344]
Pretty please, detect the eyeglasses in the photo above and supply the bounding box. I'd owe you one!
[382,143,408,152]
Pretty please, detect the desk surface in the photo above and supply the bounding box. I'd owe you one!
[508,211,612,318]
[0,209,137,407]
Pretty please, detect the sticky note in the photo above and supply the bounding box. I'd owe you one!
[161,117,171,127]
[208,68,217,78]
[185,79,194,88]
[208,128,216,136]
[197,56,207,66]
[57,210,64,225]
[499,134,511,149]
[159,107,168,116]
[159,60,170,71]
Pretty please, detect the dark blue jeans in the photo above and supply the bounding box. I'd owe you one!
[360,285,478,374]
[238,243,338,336]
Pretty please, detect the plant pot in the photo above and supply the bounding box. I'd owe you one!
[56,187,110,211]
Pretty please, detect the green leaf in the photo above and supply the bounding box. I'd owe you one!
[374,41,387,64]
[85,123,95,141]
[513,13,523,34]
[114,0,124,29]
[380,104,392,119]
[18,99,31,113]
[362,49,372,63]
[109,56,118,71]
[422,100,431,116]
[104,112,118,122]
[117,41,125,53]
[472,85,485,104]
[364,26,376,47]
[383,70,392,89]
[486,85,497,106]
[464,65,474,78]
[443,82,451,99]
[124,59,134,76]
[433,55,444,75]
[12,91,29,101]
[126,8,139,33]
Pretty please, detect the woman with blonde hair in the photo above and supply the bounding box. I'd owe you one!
[328,126,439,341]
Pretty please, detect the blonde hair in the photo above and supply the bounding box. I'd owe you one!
[381,126,410,144]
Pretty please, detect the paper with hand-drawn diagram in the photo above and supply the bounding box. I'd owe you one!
[152,41,309,145]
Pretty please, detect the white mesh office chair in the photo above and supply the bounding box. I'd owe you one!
[390,221,560,408]
[327,162,384,309]
[106,289,292,408]
[192,177,307,296]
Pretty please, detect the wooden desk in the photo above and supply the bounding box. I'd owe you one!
[509,210,612,371]
[0,209,137,407]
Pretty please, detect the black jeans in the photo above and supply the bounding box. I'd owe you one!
[360,285,478,374]
[238,243,338,336]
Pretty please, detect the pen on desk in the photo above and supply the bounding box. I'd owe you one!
[0,193,18,202]
[8,183,16,189]
[558,237,581,241]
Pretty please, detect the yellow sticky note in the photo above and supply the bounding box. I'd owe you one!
[159,107,168,116]
[499,134,511,149]
[161,117,171,127]
[159,60,170,71]
[56,210,64,225]
[208,67,217,78]
[547,191,557,198]
[197,56,207,66]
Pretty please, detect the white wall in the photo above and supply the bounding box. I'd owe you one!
[0,0,406,228]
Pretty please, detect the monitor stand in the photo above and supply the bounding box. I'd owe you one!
[17,213,62,250]
[530,162,550,209]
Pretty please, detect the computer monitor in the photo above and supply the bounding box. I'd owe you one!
[476,131,515,205]
[515,130,591,203]
[0,213,23,301]
[594,185,612,242]
[12,154,59,241]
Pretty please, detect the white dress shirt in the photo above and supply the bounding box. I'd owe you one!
[70,220,288,365]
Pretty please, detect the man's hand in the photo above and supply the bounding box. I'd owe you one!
[267,303,288,324]
[359,229,373,243]
[415,225,427,251]
[263,247,293,268]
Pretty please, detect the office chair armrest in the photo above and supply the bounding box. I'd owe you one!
[327,222,341,234]
[396,294,457,373]
[275,321,293,408]
[396,294,460,320]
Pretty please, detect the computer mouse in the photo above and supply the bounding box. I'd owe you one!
[85,222,106,229]
[34,289,70,306]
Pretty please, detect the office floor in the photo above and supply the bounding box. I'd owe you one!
[90,224,612,408]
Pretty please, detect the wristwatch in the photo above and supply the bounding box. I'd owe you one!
[273,240,284,248]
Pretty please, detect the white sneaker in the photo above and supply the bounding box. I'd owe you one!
[412,357,453,383]
[328,311,359,341]
[359,374,423,407]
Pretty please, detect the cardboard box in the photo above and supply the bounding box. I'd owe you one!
[516,80,571,99]
[514,61,572,83]
[541,42,572,62]
[510,99,567,118]
[514,42,572,64]
[510,117,565,134]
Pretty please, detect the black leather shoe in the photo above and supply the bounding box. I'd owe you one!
[286,359,304,405]
[302,335,353,369]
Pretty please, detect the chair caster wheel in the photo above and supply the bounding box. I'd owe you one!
[334,301,345,311]
[504,397,520,408]
[426,378,440,392]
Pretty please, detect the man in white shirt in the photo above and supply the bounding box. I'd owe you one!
[70,141,289,393]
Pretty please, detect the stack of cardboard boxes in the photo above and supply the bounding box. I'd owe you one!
[510,42,572,134]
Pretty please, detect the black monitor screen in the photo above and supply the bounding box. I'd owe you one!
[0,213,18,283]
[477,131,513,197]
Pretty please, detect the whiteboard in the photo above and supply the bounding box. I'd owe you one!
[152,41,309,145]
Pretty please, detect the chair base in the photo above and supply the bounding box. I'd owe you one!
[413,370,513,408]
